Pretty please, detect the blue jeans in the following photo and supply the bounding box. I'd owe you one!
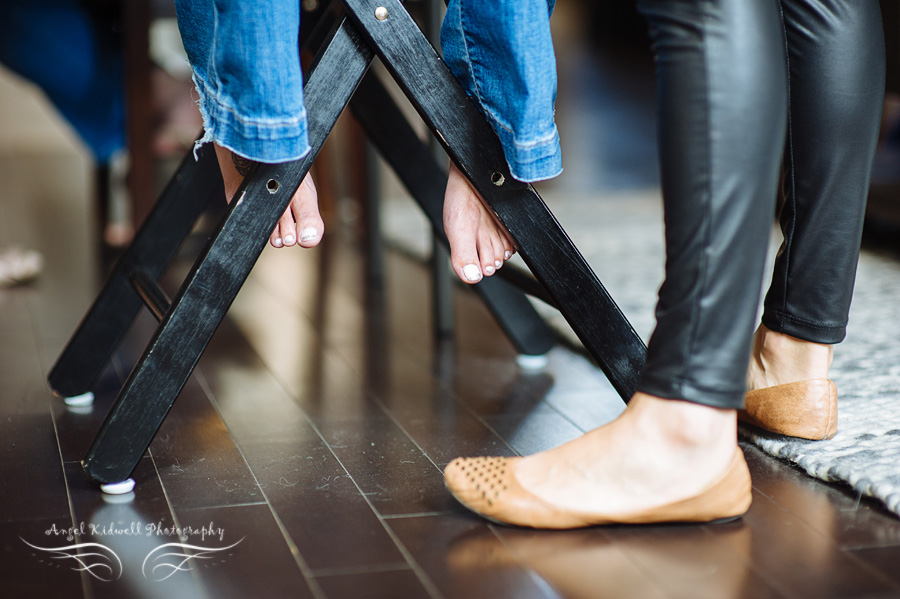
[175,0,309,164]
[441,0,561,181]
[174,0,562,180]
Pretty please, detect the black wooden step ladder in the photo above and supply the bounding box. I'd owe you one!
[47,0,646,493]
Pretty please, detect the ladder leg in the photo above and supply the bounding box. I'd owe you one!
[423,0,456,342]
[48,145,221,398]
[350,72,556,357]
[344,0,646,398]
[50,0,336,402]
[82,17,375,484]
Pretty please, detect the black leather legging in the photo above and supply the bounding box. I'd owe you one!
[634,0,885,409]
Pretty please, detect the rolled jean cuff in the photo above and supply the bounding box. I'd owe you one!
[637,373,746,410]
[760,311,847,345]
[192,74,311,164]
[491,120,562,183]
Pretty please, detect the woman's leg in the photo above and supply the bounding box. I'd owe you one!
[445,0,788,527]
[174,0,323,249]
[750,0,885,388]
[636,0,788,409]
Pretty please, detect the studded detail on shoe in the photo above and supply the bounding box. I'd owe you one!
[447,457,509,508]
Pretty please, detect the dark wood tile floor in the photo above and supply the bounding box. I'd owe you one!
[3,194,900,598]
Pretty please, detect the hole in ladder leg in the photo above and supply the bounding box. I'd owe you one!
[266,179,279,193]
[491,172,505,186]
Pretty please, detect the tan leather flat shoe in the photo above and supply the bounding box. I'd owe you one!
[739,379,837,440]
[443,449,752,529]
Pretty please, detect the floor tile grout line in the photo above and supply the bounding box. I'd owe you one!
[194,366,329,599]
[47,394,93,599]
[219,278,461,598]
[486,523,561,599]
[330,341,522,471]
[226,245,864,598]
[247,245,521,454]
[617,524,778,599]
[699,524,792,599]
[544,392,623,435]
[290,395,447,599]
[206,302,900,599]
[762,488,900,592]
[176,500,270,511]
[232,256,535,598]
[327,337,523,470]
[46,345,202,596]
[49,335,139,599]
[310,561,413,579]
[366,390,447,475]
[148,448,211,596]
[381,511,454,520]
[196,344,449,599]
[324,457,447,599]
[744,445,900,542]
[744,445,900,555]
[239,250,523,468]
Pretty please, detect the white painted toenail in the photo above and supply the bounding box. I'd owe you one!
[484,265,495,275]
[495,260,502,269]
[463,264,481,282]
[274,238,284,248]
[504,251,512,260]
[284,234,295,245]
[300,227,318,242]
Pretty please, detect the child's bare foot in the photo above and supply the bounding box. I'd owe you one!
[746,324,833,391]
[214,144,323,249]
[443,163,516,284]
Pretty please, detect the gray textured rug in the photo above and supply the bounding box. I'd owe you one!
[382,185,900,517]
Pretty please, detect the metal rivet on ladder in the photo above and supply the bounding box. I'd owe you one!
[491,172,506,186]
[374,6,389,20]
[302,0,318,11]
[266,179,279,193]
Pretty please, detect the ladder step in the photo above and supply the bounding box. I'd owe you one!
[129,270,171,321]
